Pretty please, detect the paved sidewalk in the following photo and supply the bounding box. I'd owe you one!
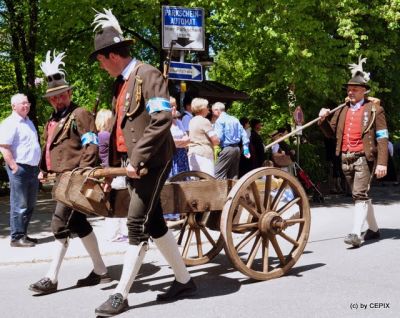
[0,190,128,266]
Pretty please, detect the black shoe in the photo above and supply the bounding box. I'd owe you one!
[362,229,380,241]
[95,293,128,317]
[29,277,57,294]
[10,237,35,247]
[157,278,197,301]
[26,236,39,244]
[76,270,112,287]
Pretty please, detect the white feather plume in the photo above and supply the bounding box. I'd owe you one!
[40,50,66,76]
[348,56,370,82]
[92,8,122,34]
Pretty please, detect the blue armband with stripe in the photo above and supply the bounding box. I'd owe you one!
[146,98,171,114]
[81,132,99,146]
[376,129,388,140]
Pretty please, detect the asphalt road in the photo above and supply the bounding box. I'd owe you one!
[0,185,399,318]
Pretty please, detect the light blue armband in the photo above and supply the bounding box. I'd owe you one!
[376,129,388,140]
[81,132,99,146]
[243,146,250,156]
[146,98,171,114]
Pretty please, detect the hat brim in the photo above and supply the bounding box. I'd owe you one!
[43,85,73,98]
[342,82,370,90]
[89,39,134,62]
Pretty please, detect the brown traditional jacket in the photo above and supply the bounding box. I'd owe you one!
[109,62,174,171]
[40,103,98,173]
[319,99,388,166]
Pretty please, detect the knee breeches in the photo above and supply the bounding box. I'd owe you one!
[51,202,93,239]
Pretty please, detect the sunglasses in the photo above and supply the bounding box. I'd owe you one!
[47,73,63,82]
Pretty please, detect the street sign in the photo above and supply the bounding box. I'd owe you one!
[168,62,203,82]
[162,6,205,51]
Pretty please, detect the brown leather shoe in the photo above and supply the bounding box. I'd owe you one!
[29,277,57,294]
[157,278,197,301]
[76,270,112,287]
[10,237,35,247]
[95,293,128,317]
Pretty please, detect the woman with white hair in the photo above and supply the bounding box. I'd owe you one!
[188,98,219,176]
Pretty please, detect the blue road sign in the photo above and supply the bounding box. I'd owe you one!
[168,62,203,82]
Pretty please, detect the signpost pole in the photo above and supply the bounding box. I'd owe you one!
[180,51,185,114]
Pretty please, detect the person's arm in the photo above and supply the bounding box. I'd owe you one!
[0,145,18,173]
[240,124,250,158]
[374,106,388,178]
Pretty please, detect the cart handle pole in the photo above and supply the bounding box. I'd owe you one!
[264,103,346,151]
[91,167,148,178]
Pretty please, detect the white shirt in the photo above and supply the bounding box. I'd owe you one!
[0,111,41,166]
[121,58,137,80]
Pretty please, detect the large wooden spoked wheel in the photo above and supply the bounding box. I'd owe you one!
[221,167,310,280]
[169,171,224,266]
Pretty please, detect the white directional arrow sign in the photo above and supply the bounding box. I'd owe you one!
[168,62,203,82]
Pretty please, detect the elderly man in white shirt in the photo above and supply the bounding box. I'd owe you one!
[0,93,41,247]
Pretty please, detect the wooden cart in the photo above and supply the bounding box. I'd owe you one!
[53,166,310,281]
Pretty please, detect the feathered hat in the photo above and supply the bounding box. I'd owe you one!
[343,56,371,91]
[89,8,133,61]
[40,50,72,98]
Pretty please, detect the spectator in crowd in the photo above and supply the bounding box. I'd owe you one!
[240,117,251,138]
[181,94,194,133]
[0,93,41,247]
[29,51,110,295]
[212,102,250,179]
[249,118,265,169]
[270,128,295,173]
[239,117,252,177]
[188,98,219,176]
[165,96,190,221]
[91,9,196,316]
[96,109,113,167]
[95,109,128,242]
[318,57,387,248]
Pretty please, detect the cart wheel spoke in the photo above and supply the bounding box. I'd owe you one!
[195,228,203,258]
[278,231,299,247]
[269,234,286,265]
[182,228,194,259]
[262,237,270,273]
[271,180,289,211]
[285,218,305,225]
[198,227,216,247]
[238,197,260,219]
[235,229,260,253]
[250,182,264,214]
[277,197,301,216]
[246,235,262,268]
[231,222,258,232]
[263,175,272,211]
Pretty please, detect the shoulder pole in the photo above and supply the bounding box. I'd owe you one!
[265,103,347,151]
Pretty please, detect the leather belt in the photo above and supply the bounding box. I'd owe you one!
[341,151,365,159]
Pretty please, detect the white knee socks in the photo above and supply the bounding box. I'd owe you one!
[366,199,379,232]
[114,243,147,299]
[46,239,68,283]
[80,231,107,275]
[153,230,190,284]
[351,200,368,236]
